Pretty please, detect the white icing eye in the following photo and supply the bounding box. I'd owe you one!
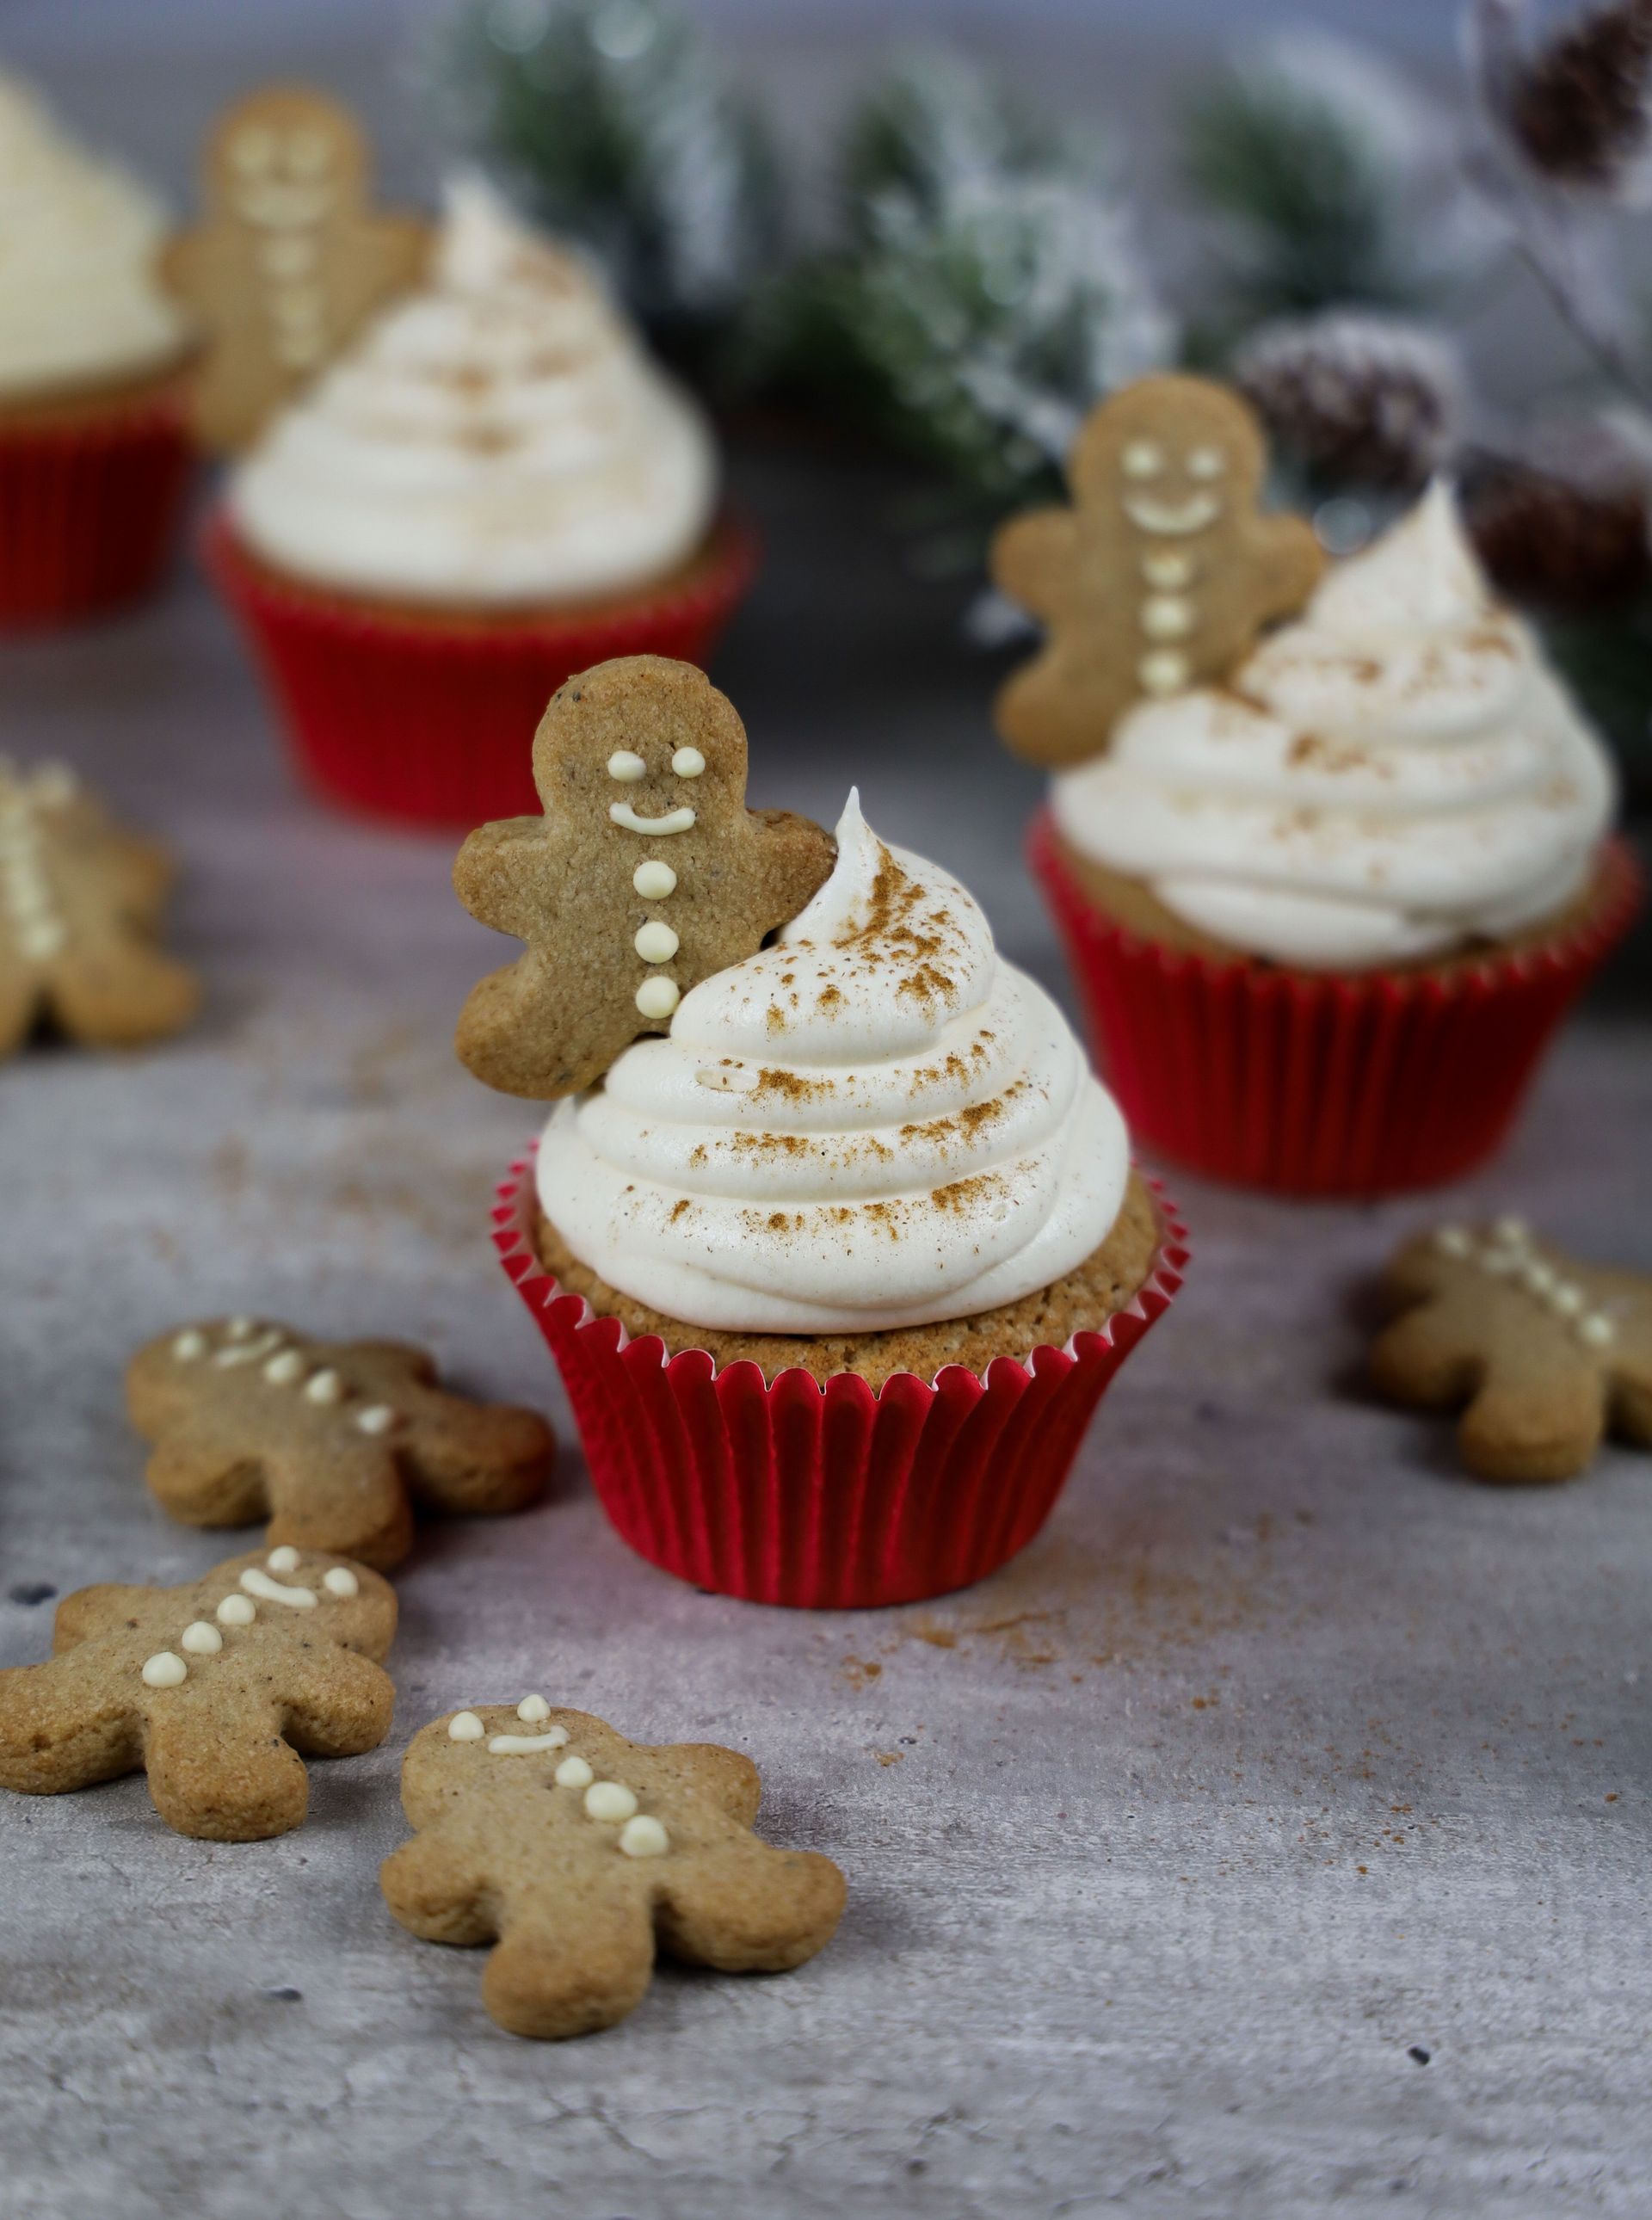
[607,751,647,782]
[1122,440,1165,479]
[632,860,676,899]
[1186,446,1227,480]
[448,1711,486,1742]
[267,1545,301,1574]
[172,1329,207,1361]
[517,1694,551,1724]
[671,747,706,779]
[322,1567,359,1598]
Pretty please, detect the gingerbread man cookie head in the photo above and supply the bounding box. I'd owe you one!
[453,657,836,1100]
[990,372,1324,768]
[164,83,428,452]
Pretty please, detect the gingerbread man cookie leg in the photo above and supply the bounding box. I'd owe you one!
[0,1551,395,1841]
[381,1706,847,2040]
[453,657,836,1101]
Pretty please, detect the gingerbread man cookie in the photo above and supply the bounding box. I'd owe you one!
[164,84,428,452]
[1372,1218,1652,1482]
[126,1316,555,1569]
[0,758,200,1057]
[0,1548,395,1841]
[453,657,837,1099]
[990,373,1324,767]
[381,1703,847,2039]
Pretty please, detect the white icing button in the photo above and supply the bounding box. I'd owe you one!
[487,1729,570,1754]
[619,1815,670,1859]
[1143,550,1194,589]
[240,1567,317,1608]
[1140,595,1193,640]
[1138,651,1189,695]
[304,1368,344,1405]
[1493,1215,1529,1248]
[632,860,677,899]
[267,1545,301,1574]
[554,1754,595,1790]
[517,1694,551,1723]
[448,1711,486,1742]
[1122,439,1164,478]
[225,1317,256,1341]
[1433,1227,1472,1259]
[181,1621,223,1656]
[141,1652,187,1689]
[635,977,680,1021]
[172,1329,208,1360]
[1549,1283,1585,1317]
[1520,1261,1556,1296]
[263,1350,307,1386]
[607,750,646,782]
[671,747,706,779]
[584,1780,638,1822]
[354,1405,398,1436]
[633,921,680,964]
[216,1594,256,1627]
[1577,1313,1615,1347]
[322,1567,359,1598]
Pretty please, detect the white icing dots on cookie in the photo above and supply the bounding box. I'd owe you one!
[141,1651,187,1689]
[263,1349,307,1386]
[225,1317,256,1341]
[322,1567,359,1599]
[554,1754,594,1790]
[1138,650,1189,696]
[180,1621,223,1656]
[171,1329,208,1361]
[213,1326,284,1368]
[354,1404,398,1436]
[267,1545,301,1574]
[1432,1224,1625,1353]
[635,977,680,1021]
[607,750,646,782]
[633,921,679,964]
[487,1729,570,1754]
[448,1711,486,1742]
[671,747,705,779]
[304,1368,344,1405]
[517,1694,550,1723]
[583,1780,638,1822]
[240,1566,317,1608]
[216,1593,256,1627]
[1550,1283,1584,1317]
[632,860,676,900]
[619,1815,669,1859]
[1577,1313,1616,1348]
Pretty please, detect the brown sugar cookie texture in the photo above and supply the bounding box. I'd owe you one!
[0,758,200,1056]
[126,1316,555,1570]
[0,1548,395,1841]
[1372,1218,1652,1482]
[990,373,1323,767]
[164,83,428,452]
[381,1703,847,2039]
[453,657,836,1099]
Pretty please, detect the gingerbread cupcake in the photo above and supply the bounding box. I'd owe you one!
[472,656,1185,1607]
[995,378,1640,1196]
[207,176,754,828]
[0,71,196,629]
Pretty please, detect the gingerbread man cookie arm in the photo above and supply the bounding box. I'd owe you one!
[668,1741,762,1826]
[378,1825,496,1946]
[453,820,553,942]
[143,1689,316,1841]
[47,942,201,1051]
[989,505,1083,626]
[51,1582,154,1650]
[1371,1300,1608,1482]
[0,1662,139,1796]
[655,1836,848,1976]
[273,1639,398,1760]
[1250,511,1327,626]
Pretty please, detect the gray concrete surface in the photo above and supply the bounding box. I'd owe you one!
[2,440,1650,2220]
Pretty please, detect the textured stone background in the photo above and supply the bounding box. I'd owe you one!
[2,437,1649,2220]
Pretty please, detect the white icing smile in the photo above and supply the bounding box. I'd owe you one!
[1123,493,1223,537]
[609,803,696,836]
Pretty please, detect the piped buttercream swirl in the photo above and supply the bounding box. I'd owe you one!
[1051,482,1615,970]
[535,793,1131,1335]
[229,174,717,606]
[0,71,189,402]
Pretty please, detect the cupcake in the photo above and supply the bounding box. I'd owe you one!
[472,656,1184,1608]
[0,71,196,629]
[996,383,1640,1196]
[208,176,754,829]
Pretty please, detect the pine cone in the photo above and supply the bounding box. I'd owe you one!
[1464,419,1651,611]
[1503,0,1652,197]
[1234,315,1463,490]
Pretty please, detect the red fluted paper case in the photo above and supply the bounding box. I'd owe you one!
[205,508,759,829]
[0,381,194,630]
[1029,811,1643,1199]
[493,1150,1187,1610]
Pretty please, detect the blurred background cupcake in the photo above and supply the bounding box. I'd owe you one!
[0,69,197,631]
[207,174,755,829]
[1026,478,1641,1196]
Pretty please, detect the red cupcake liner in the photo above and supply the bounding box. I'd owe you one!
[0,381,194,631]
[1030,810,1643,1199]
[205,508,759,829]
[492,1148,1187,1610]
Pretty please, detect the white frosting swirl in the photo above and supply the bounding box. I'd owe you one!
[536,793,1131,1335]
[1051,484,1617,970]
[229,175,718,606]
[0,72,189,402]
